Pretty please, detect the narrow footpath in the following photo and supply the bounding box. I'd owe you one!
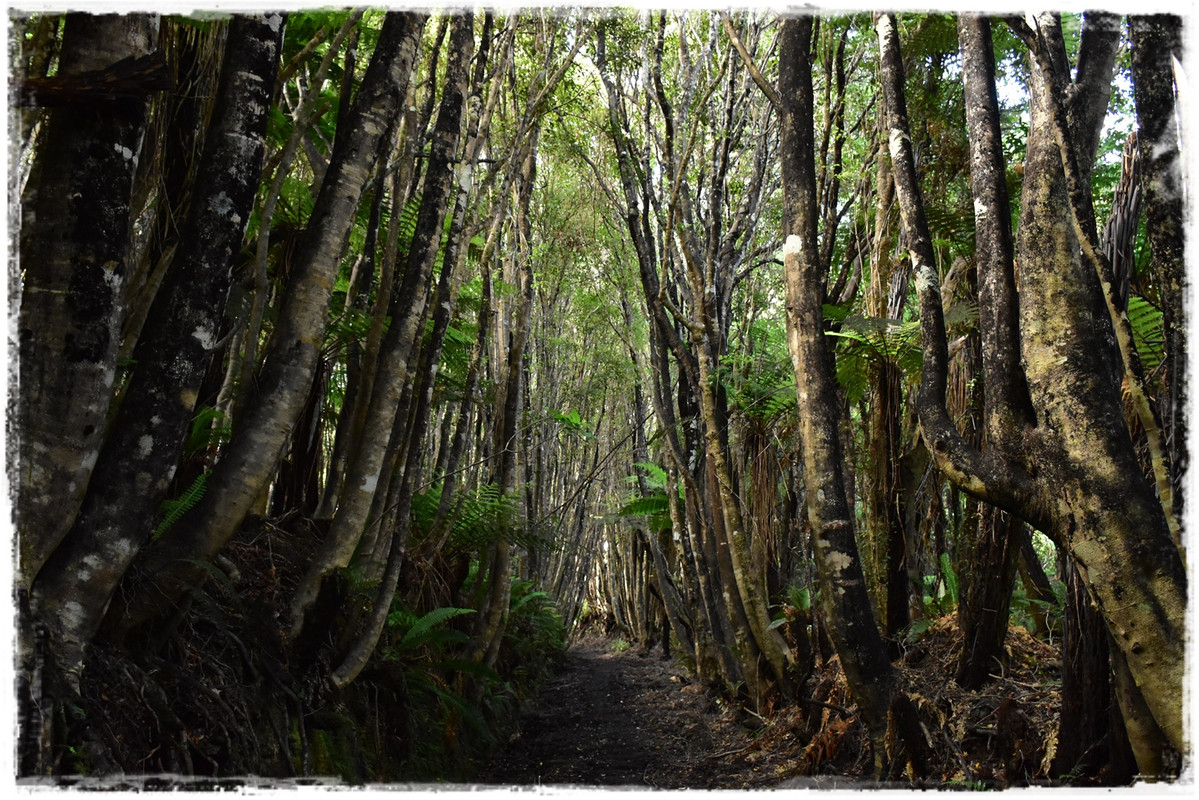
[474,636,785,789]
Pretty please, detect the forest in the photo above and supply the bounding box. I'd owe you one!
[9,5,1190,789]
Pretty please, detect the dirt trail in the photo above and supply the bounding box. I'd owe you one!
[475,636,761,789]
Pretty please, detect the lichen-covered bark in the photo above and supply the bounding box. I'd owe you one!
[779,14,896,759]
[952,14,1027,690]
[113,12,426,635]
[31,13,285,676]
[1129,14,1186,518]
[16,13,159,589]
[912,12,1185,762]
[1015,16,1185,757]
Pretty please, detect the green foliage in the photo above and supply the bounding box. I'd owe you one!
[610,637,630,654]
[1127,295,1165,375]
[504,578,567,663]
[787,583,813,614]
[385,605,476,655]
[722,316,796,422]
[615,461,677,533]
[184,405,230,457]
[550,407,594,440]
[907,553,959,641]
[434,321,477,400]
[153,471,208,540]
[924,203,976,258]
[828,315,923,405]
[410,482,546,554]
[379,602,501,775]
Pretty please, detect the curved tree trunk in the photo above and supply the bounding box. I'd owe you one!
[1129,14,1185,520]
[289,11,470,636]
[905,13,1186,763]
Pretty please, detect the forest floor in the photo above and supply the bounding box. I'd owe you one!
[474,634,787,789]
[473,619,1073,790]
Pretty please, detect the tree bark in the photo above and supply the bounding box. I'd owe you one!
[909,12,1185,761]
[952,15,1027,688]
[1129,14,1185,518]
[330,13,480,686]
[31,13,285,677]
[111,12,426,636]
[290,11,472,637]
[780,14,897,770]
[16,13,160,590]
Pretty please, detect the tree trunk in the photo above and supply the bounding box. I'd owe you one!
[16,13,160,590]
[288,11,471,636]
[908,13,1186,762]
[111,12,426,636]
[1129,15,1185,518]
[779,14,898,771]
[952,14,1028,690]
[30,13,285,678]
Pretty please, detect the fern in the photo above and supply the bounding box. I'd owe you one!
[185,405,230,457]
[154,471,209,539]
[631,460,669,490]
[394,606,476,652]
[1127,295,1164,375]
[939,552,959,607]
[410,482,544,553]
[616,494,670,519]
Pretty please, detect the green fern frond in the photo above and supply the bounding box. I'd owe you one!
[154,471,209,539]
[396,606,476,651]
[632,461,669,490]
[1127,295,1164,375]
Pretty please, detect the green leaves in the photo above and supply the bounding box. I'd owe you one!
[1127,295,1164,375]
[828,314,923,405]
[410,482,546,554]
[153,472,208,540]
[550,407,594,440]
[616,461,677,533]
[386,605,476,653]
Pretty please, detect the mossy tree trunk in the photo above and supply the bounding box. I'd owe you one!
[902,12,1186,768]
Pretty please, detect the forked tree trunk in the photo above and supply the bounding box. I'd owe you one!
[904,13,1186,766]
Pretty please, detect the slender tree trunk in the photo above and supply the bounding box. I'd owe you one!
[290,11,470,637]
[779,15,900,772]
[111,12,426,636]
[476,139,538,669]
